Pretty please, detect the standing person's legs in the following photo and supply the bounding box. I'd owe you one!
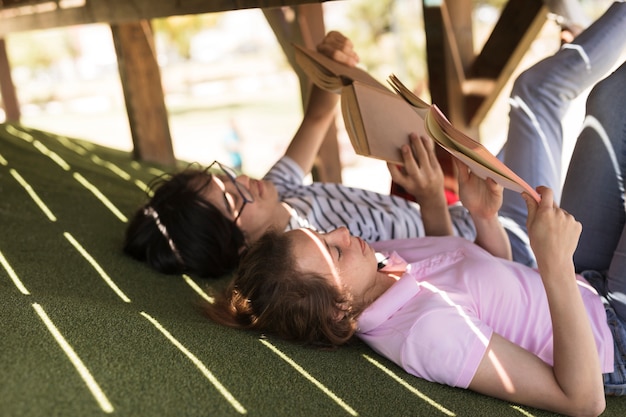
[560,60,626,320]
[498,1,626,265]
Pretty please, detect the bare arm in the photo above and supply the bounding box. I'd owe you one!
[284,31,359,174]
[388,134,453,236]
[469,187,605,417]
[456,159,511,259]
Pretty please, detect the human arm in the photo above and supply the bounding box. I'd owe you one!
[387,134,453,236]
[284,31,359,175]
[455,159,511,260]
[468,187,605,417]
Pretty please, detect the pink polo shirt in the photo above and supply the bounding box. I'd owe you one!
[358,236,614,389]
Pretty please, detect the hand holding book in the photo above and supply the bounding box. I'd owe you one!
[294,42,541,203]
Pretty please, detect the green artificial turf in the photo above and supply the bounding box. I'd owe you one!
[1,122,625,417]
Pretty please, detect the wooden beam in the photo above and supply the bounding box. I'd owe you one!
[110,20,175,166]
[264,4,342,183]
[422,0,474,195]
[0,37,20,121]
[0,0,337,35]
[465,0,546,127]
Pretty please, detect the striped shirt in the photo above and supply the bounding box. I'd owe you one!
[263,156,476,242]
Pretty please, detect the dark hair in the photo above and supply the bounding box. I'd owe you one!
[205,230,358,347]
[123,168,246,278]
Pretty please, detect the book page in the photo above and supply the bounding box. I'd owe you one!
[387,74,431,118]
[293,43,388,93]
[425,105,540,202]
[341,81,429,165]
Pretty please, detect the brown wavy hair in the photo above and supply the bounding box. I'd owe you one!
[205,230,359,347]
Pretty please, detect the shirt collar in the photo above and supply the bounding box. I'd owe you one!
[357,251,418,333]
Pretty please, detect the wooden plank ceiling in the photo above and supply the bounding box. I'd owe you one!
[0,0,549,182]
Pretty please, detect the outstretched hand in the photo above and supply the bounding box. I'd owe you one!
[316,31,359,67]
[387,133,446,205]
[455,159,502,220]
[523,187,581,274]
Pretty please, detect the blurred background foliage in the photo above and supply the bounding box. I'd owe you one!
[3,0,610,107]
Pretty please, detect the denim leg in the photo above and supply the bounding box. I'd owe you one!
[560,61,626,276]
[603,305,626,395]
[607,228,626,322]
[499,1,626,264]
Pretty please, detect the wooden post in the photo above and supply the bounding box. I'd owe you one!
[110,20,175,166]
[0,38,21,122]
[264,4,342,183]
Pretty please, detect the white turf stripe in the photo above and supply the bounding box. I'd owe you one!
[140,312,247,415]
[32,303,114,414]
[260,339,358,416]
[362,354,455,416]
[182,274,214,304]
[63,232,131,303]
[0,152,7,165]
[0,250,30,295]
[73,172,128,223]
[10,169,57,222]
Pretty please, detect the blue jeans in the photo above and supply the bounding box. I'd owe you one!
[604,306,626,395]
[497,1,626,267]
[498,2,626,390]
[584,270,626,394]
[566,55,626,393]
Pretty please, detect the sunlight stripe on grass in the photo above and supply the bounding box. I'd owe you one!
[260,339,358,416]
[182,274,214,304]
[0,152,7,165]
[73,172,128,223]
[64,232,131,303]
[32,140,71,171]
[147,167,165,177]
[362,354,455,416]
[5,124,34,142]
[134,179,152,195]
[32,303,114,414]
[55,135,89,156]
[10,169,57,222]
[90,155,131,181]
[140,311,247,414]
[0,250,30,295]
[510,405,537,416]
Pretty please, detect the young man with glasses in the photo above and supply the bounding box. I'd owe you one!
[123,31,476,279]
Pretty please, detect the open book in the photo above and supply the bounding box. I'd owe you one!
[294,43,540,202]
[340,80,428,165]
[293,43,387,93]
[386,75,540,202]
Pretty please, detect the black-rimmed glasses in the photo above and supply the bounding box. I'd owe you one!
[207,160,254,222]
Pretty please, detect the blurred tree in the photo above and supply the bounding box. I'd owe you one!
[343,0,428,99]
[7,29,74,70]
[152,13,221,60]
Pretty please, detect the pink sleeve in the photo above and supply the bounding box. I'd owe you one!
[400,308,494,388]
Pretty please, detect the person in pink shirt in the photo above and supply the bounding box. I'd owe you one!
[205,3,626,415]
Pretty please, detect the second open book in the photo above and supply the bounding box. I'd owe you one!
[294,43,540,202]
